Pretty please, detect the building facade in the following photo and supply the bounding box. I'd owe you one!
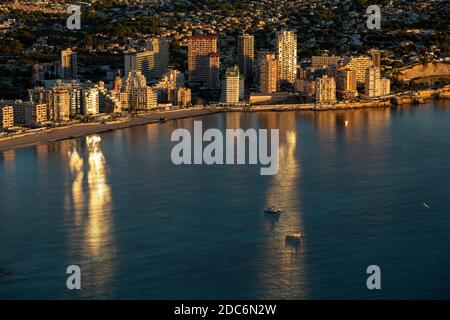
[260,52,279,94]
[238,33,255,83]
[316,75,337,103]
[276,30,297,85]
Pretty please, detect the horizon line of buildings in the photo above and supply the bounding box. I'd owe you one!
[2,31,393,129]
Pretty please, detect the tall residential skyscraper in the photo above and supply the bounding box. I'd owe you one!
[276,30,297,85]
[208,52,220,90]
[223,65,241,104]
[336,68,358,99]
[124,50,155,84]
[146,36,169,79]
[370,49,381,69]
[316,75,337,103]
[47,86,70,122]
[81,88,100,115]
[364,66,381,98]
[238,33,254,83]
[188,35,218,88]
[259,52,279,94]
[60,48,77,80]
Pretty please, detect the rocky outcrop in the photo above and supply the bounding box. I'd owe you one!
[396,62,450,82]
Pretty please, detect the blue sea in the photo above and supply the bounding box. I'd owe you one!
[1,101,450,299]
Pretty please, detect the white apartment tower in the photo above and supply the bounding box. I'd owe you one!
[276,30,297,85]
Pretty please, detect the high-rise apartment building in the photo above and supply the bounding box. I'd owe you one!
[124,50,155,84]
[365,66,381,98]
[146,36,170,79]
[223,66,241,104]
[60,48,77,80]
[316,75,337,103]
[208,52,220,90]
[259,52,279,94]
[344,56,373,83]
[0,101,47,125]
[336,68,358,99]
[188,35,218,88]
[276,30,297,84]
[370,49,381,69]
[380,78,391,96]
[123,70,157,111]
[47,86,70,122]
[0,106,14,128]
[238,33,255,83]
[174,87,192,108]
[81,88,100,115]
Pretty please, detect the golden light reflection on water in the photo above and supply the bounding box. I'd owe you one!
[65,135,114,296]
[258,113,308,299]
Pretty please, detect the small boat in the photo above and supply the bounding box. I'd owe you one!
[423,202,431,209]
[264,206,283,214]
[285,233,305,241]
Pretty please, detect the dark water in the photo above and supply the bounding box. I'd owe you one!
[1,101,450,299]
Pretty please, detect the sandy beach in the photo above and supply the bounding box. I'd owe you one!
[0,108,218,152]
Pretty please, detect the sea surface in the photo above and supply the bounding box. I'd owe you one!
[1,101,450,299]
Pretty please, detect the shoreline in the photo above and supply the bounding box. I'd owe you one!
[1,93,449,152]
[0,108,218,152]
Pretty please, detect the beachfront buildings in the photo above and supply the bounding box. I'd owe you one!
[60,48,77,80]
[174,87,192,108]
[153,68,185,102]
[81,88,100,115]
[0,101,47,125]
[0,106,14,129]
[188,35,220,90]
[47,86,70,122]
[123,70,157,111]
[124,37,170,84]
[344,56,373,83]
[124,50,155,84]
[380,78,391,96]
[276,30,297,85]
[145,36,169,80]
[238,33,255,83]
[260,52,279,94]
[316,75,337,103]
[336,68,358,99]
[222,66,241,104]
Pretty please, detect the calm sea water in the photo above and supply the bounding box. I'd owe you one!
[1,101,450,299]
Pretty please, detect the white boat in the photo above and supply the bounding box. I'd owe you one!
[264,206,283,214]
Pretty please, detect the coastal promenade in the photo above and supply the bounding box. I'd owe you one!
[0,108,217,151]
[1,86,449,152]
